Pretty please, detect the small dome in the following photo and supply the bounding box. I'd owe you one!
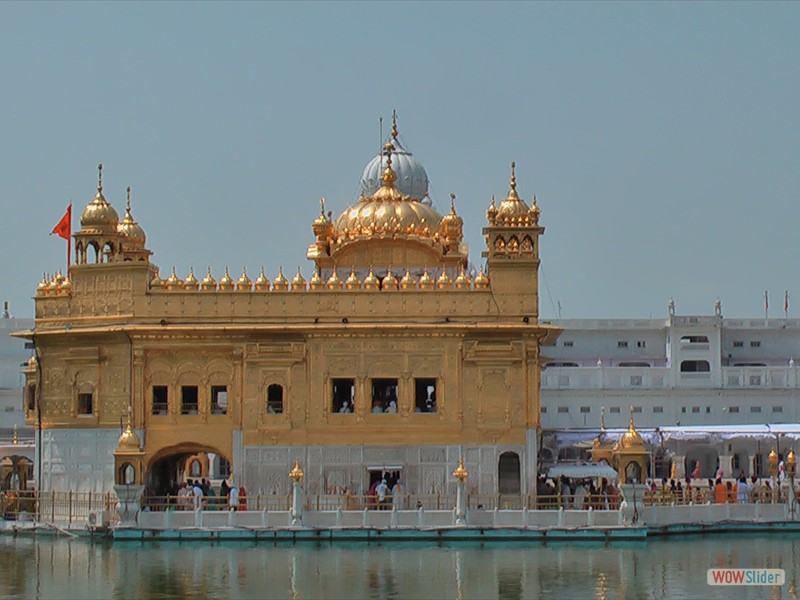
[382,269,398,291]
[290,268,306,292]
[474,269,489,289]
[150,269,164,288]
[345,268,361,290]
[363,267,380,291]
[80,164,119,232]
[117,187,146,247]
[165,267,181,291]
[620,417,644,449]
[418,268,434,290]
[308,270,324,291]
[400,268,416,290]
[117,423,141,450]
[37,274,49,295]
[183,268,199,291]
[326,268,343,290]
[255,267,270,291]
[200,268,217,291]
[218,267,235,291]
[455,267,471,290]
[436,269,452,289]
[441,195,464,241]
[495,162,531,222]
[273,268,289,291]
[236,268,252,292]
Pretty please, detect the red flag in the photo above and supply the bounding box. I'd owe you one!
[51,205,71,240]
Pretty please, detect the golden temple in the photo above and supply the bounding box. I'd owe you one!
[19,115,559,499]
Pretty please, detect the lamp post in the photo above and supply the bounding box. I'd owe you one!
[453,459,468,526]
[769,448,778,504]
[289,459,304,526]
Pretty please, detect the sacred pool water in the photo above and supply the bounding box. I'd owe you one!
[1,534,798,599]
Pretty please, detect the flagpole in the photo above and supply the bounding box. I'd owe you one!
[66,203,72,273]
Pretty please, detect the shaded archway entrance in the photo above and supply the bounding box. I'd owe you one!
[1,455,33,491]
[498,452,521,495]
[145,444,230,497]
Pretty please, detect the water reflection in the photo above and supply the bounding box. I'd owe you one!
[1,535,799,599]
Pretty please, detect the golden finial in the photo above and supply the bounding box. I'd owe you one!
[320,197,326,216]
[289,459,304,483]
[97,163,103,192]
[12,424,18,445]
[450,193,456,213]
[453,458,468,482]
[290,267,306,292]
[126,186,132,212]
[506,161,520,200]
[363,266,380,291]
[391,109,398,140]
[345,267,361,290]
[381,149,397,186]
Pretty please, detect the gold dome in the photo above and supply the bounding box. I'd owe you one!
[200,267,217,291]
[117,422,141,451]
[273,268,289,291]
[400,268,416,290]
[117,187,146,247]
[80,164,120,232]
[486,195,498,224]
[58,276,71,295]
[37,274,49,296]
[363,267,380,291]
[620,417,644,449]
[455,267,471,290]
[236,267,252,292]
[312,198,334,240]
[290,268,306,292]
[255,267,271,291]
[150,268,164,289]
[494,163,534,226]
[418,268,434,290]
[474,269,489,289]
[308,269,324,291]
[382,269,399,291]
[345,268,361,290]
[440,194,464,242]
[183,268,199,291]
[165,267,181,291]
[436,269,452,289]
[327,268,343,290]
[333,151,444,243]
[218,267,235,291]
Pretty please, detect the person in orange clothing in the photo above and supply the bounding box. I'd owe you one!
[714,479,727,504]
[726,480,737,504]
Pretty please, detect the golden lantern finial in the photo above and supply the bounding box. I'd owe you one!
[12,424,18,445]
[769,448,779,476]
[289,459,304,483]
[507,161,520,200]
[391,109,398,140]
[97,162,103,193]
[453,458,468,482]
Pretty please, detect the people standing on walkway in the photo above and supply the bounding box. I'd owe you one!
[375,479,389,510]
[737,476,750,504]
[691,461,701,480]
[228,481,239,511]
[714,479,727,504]
[192,480,204,510]
[391,479,405,510]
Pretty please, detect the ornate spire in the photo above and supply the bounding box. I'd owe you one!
[507,161,519,201]
[391,109,398,140]
[97,162,103,193]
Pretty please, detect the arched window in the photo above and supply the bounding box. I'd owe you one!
[267,384,283,414]
[681,360,710,372]
[118,463,135,485]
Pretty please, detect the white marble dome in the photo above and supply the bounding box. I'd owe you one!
[359,139,430,202]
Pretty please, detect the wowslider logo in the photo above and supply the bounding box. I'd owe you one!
[707,569,785,586]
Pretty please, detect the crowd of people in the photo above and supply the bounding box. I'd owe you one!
[536,476,620,509]
[644,471,796,505]
[169,478,247,511]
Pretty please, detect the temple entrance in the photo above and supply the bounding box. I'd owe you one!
[145,445,230,498]
[498,452,521,494]
[365,466,402,509]
[0,455,33,492]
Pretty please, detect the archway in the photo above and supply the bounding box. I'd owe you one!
[145,444,230,498]
[498,451,521,494]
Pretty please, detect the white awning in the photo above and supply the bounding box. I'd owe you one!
[547,463,618,480]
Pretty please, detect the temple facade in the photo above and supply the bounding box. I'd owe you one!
[19,116,558,498]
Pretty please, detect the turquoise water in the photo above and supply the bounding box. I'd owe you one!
[1,534,798,599]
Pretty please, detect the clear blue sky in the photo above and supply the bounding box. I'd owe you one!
[1,2,798,319]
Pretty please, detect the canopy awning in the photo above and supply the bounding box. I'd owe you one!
[547,463,618,480]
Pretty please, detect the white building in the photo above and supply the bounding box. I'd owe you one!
[540,302,800,480]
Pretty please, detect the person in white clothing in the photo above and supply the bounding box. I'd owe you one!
[228,484,239,511]
[375,479,389,509]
